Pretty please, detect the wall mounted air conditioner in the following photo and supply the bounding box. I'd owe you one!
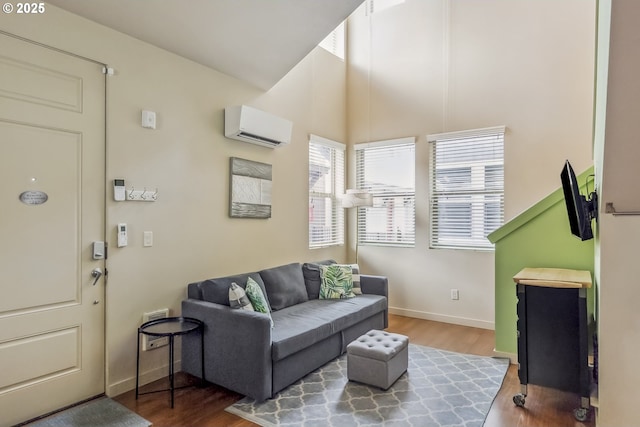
[224,105,293,148]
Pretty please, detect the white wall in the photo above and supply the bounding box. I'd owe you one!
[347,0,595,329]
[594,1,640,424]
[0,5,348,395]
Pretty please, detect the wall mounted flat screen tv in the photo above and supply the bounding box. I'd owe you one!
[560,160,597,241]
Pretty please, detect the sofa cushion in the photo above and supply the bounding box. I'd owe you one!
[327,294,387,331]
[270,295,387,361]
[197,272,270,308]
[187,282,202,299]
[319,264,356,299]
[302,260,336,299]
[259,263,308,311]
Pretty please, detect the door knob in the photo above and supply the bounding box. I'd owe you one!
[91,268,102,286]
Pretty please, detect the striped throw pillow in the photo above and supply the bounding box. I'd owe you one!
[349,264,362,295]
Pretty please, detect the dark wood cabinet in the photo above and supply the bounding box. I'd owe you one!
[512,268,591,421]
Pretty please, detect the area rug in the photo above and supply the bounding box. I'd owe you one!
[226,344,509,427]
[28,396,151,427]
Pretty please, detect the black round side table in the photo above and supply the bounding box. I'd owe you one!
[135,316,204,408]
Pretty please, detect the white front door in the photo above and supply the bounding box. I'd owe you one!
[0,34,106,426]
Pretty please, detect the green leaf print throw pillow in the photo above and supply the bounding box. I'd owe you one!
[245,277,274,327]
[319,264,356,299]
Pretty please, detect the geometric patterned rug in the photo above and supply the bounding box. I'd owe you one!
[226,344,509,427]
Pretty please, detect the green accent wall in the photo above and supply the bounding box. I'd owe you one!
[488,167,595,355]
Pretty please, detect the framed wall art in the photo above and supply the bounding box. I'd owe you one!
[229,157,272,219]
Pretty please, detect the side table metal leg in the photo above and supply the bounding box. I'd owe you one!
[169,334,175,408]
[135,329,141,400]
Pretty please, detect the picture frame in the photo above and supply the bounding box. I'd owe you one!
[229,157,272,219]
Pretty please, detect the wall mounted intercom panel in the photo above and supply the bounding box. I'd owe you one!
[117,223,128,247]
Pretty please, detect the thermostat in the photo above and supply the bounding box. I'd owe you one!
[113,179,125,201]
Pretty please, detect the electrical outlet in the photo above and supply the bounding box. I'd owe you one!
[451,289,459,300]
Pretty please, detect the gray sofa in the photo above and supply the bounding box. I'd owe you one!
[181,260,388,402]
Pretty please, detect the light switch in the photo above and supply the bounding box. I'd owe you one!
[143,231,153,247]
[141,110,156,129]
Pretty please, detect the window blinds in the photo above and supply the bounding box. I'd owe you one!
[428,127,505,250]
[309,135,345,248]
[355,138,415,246]
[318,22,345,60]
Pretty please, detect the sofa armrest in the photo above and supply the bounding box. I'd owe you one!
[360,275,388,299]
[181,298,273,401]
[360,275,388,328]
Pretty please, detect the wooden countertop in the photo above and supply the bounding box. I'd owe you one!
[513,267,592,289]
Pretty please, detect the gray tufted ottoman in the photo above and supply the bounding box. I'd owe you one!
[346,329,409,390]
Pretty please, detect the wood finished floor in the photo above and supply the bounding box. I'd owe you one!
[114,314,595,427]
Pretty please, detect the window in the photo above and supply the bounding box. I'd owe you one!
[318,21,345,60]
[309,135,345,248]
[355,138,415,246]
[428,126,505,250]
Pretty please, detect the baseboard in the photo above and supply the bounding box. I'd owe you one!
[389,307,495,330]
[107,360,181,397]
[492,349,517,364]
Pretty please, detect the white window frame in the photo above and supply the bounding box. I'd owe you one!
[428,126,505,250]
[309,135,345,248]
[355,137,416,247]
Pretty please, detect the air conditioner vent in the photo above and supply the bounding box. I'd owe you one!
[237,131,284,146]
[225,105,293,148]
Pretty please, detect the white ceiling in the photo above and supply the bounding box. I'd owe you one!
[47,0,363,90]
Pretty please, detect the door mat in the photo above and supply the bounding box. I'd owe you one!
[27,396,151,427]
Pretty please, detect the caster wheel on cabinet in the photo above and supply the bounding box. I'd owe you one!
[574,407,589,422]
[513,394,526,407]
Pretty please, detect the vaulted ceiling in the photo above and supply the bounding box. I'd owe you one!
[47,0,363,90]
